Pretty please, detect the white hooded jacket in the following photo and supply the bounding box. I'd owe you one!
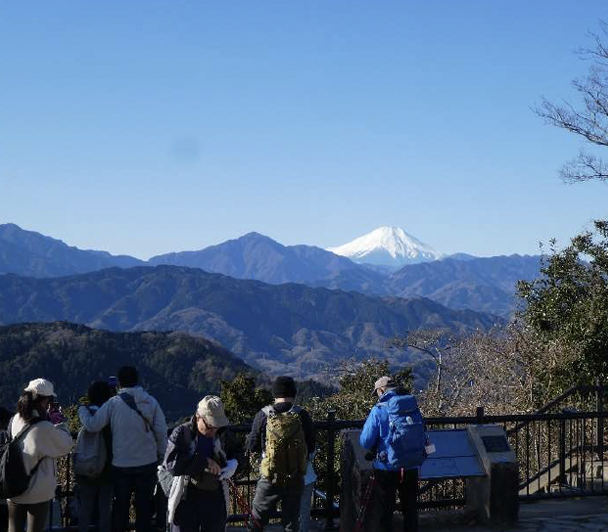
[8,413,73,504]
[78,386,167,468]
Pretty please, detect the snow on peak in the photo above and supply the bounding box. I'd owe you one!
[327,226,442,267]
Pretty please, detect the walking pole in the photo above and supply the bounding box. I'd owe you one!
[228,478,263,531]
[354,472,375,532]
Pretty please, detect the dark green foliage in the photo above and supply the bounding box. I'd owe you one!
[294,379,336,403]
[220,374,272,424]
[518,221,608,392]
[305,359,414,423]
[0,322,256,422]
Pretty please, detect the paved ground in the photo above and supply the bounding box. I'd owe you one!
[424,497,608,532]
[227,496,608,531]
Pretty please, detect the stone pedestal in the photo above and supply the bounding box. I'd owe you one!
[466,425,519,526]
[339,429,374,532]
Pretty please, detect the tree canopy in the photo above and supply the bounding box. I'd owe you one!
[518,221,608,393]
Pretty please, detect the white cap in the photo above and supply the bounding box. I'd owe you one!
[24,378,56,398]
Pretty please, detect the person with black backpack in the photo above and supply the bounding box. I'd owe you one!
[246,376,315,532]
[359,376,427,532]
[4,378,73,532]
[74,381,113,532]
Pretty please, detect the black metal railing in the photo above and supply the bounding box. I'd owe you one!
[48,386,608,530]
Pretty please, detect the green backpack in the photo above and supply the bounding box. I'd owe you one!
[260,405,307,487]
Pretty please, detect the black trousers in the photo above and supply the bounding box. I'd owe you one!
[111,462,157,532]
[368,468,418,532]
[171,486,226,532]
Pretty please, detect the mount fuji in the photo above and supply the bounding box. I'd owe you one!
[328,226,442,268]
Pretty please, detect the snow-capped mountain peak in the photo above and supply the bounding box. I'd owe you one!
[327,226,442,267]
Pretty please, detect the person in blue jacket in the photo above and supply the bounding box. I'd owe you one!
[359,376,420,532]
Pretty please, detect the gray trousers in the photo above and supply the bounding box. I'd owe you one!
[252,478,303,532]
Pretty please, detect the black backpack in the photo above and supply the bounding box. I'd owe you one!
[0,418,44,499]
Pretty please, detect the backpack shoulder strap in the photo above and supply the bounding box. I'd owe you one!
[288,405,302,415]
[262,405,274,418]
[119,393,152,432]
[12,416,44,441]
[7,415,14,440]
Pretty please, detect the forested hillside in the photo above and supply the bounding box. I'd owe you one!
[0,322,256,420]
[0,266,501,378]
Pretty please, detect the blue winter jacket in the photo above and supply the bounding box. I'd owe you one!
[360,389,410,471]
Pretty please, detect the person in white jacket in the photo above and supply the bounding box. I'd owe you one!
[79,366,168,532]
[7,378,73,532]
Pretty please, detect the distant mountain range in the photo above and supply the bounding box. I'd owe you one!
[0,322,256,421]
[0,223,143,277]
[0,223,540,317]
[388,255,541,317]
[149,231,380,288]
[0,265,501,379]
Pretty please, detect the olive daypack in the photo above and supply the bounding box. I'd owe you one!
[73,407,108,479]
[260,405,307,486]
[0,417,44,499]
[379,394,427,469]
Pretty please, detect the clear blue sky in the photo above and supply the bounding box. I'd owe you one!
[1,1,607,259]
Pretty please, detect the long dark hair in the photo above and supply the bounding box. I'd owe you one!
[87,382,112,407]
[17,391,50,423]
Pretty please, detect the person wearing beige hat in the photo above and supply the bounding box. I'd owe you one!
[7,378,74,532]
[163,395,243,532]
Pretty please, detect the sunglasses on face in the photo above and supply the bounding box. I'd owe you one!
[200,416,219,431]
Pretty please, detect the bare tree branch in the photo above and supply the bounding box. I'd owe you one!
[535,23,608,183]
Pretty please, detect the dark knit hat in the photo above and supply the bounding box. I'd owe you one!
[272,376,297,398]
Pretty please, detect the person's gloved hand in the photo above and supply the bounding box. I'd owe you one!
[218,459,238,481]
[49,406,65,425]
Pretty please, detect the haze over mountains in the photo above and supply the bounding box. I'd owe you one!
[0,223,539,317]
[0,224,538,317]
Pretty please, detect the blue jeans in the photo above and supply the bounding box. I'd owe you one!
[111,462,157,532]
[300,482,314,532]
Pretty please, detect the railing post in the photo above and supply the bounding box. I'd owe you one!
[476,407,485,424]
[324,409,337,530]
[559,411,566,484]
[597,379,604,460]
